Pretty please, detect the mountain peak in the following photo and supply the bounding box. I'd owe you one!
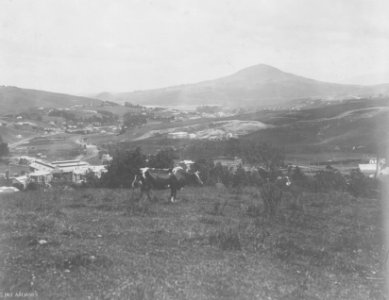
[234,64,281,74]
[244,63,281,70]
[225,63,289,83]
[95,63,389,107]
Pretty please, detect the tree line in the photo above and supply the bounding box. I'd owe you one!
[91,145,379,199]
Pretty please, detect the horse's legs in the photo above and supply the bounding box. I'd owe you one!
[146,189,152,202]
[170,188,176,203]
[137,185,150,202]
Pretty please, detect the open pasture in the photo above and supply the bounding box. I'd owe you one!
[0,186,385,299]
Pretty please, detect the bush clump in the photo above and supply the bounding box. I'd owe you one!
[347,168,378,198]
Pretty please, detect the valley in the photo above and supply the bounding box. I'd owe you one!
[1,94,387,171]
[0,66,388,300]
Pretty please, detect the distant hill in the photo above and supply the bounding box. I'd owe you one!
[0,86,103,114]
[239,98,389,154]
[118,97,388,158]
[99,64,389,107]
[94,91,117,102]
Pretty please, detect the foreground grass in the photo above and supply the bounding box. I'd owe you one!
[0,186,386,299]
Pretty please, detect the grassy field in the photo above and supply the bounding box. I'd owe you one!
[0,186,386,299]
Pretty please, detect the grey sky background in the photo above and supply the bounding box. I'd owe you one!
[1,0,389,95]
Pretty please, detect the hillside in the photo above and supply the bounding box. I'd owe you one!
[105,98,388,162]
[0,86,103,114]
[0,186,384,299]
[98,64,389,107]
[240,98,389,155]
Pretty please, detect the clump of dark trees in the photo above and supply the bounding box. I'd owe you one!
[97,147,176,188]
[122,113,148,129]
[90,139,379,199]
[0,135,9,160]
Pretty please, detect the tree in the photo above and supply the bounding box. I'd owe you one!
[193,159,215,185]
[100,147,146,188]
[241,141,285,171]
[369,117,388,178]
[82,170,101,188]
[123,113,147,129]
[288,166,307,184]
[147,148,176,169]
[313,166,347,192]
[209,162,233,186]
[0,135,9,158]
[347,168,376,198]
[232,165,247,188]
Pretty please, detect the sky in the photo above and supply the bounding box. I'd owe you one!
[1,0,389,95]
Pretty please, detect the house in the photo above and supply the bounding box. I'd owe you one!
[28,171,53,185]
[51,160,107,184]
[84,165,107,178]
[29,160,55,173]
[214,156,243,169]
[176,160,195,171]
[51,160,90,183]
[358,158,387,177]
[168,132,189,139]
[51,160,90,172]
[12,175,28,190]
[54,165,107,184]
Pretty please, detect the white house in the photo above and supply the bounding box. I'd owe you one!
[51,160,90,172]
[168,132,189,139]
[29,160,55,172]
[12,175,28,189]
[359,158,387,177]
[28,171,53,185]
[51,160,107,184]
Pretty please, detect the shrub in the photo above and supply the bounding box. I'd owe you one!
[100,147,146,188]
[147,148,176,169]
[26,182,40,191]
[82,170,102,188]
[232,165,247,188]
[194,159,215,185]
[0,135,9,158]
[313,166,347,192]
[347,168,377,198]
